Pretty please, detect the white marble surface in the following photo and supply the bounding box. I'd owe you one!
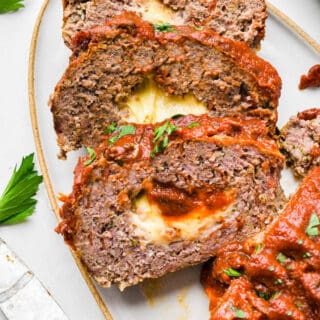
[0,1,319,319]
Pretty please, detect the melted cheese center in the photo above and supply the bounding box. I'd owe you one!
[136,0,177,25]
[124,76,213,244]
[123,78,208,123]
[131,193,236,245]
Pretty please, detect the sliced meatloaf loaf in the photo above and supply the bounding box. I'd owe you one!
[56,114,285,289]
[50,13,281,156]
[280,108,320,177]
[63,0,267,49]
[202,166,320,320]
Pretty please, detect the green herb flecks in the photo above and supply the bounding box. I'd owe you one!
[274,279,283,285]
[0,153,42,224]
[306,213,320,236]
[223,268,241,277]
[84,147,96,166]
[151,121,177,158]
[105,123,117,134]
[255,243,262,254]
[154,22,174,32]
[268,266,275,272]
[303,252,311,259]
[187,122,200,129]
[277,252,287,264]
[229,306,246,319]
[256,291,271,301]
[0,0,24,13]
[108,125,136,146]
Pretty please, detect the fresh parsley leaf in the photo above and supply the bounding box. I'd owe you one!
[306,213,320,236]
[152,121,177,157]
[268,266,275,272]
[108,125,136,146]
[0,153,42,224]
[223,268,241,277]
[287,311,293,316]
[0,0,24,13]
[154,22,174,32]
[297,239,303,245]
[277,252,287,263]
[187,122,200,129]
[105,123,117,134]
[274,279,282,285]
[84,147,96,166]
[229,306,246,319]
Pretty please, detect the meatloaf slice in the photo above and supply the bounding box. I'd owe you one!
[56,114,285,289]
[50,13,281,156]
[62,0,267,49]
[280,108,320,177]
[202,166,320,320]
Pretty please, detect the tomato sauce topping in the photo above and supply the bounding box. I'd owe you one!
[202,166,320,320]
[299,64,320,90]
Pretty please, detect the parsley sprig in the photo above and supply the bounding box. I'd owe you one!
[0,0,24,14]
[306,213,320,236]
[151,121,177,158]
[0,154,42,224]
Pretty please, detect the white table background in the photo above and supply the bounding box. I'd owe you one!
[0,1,319,319]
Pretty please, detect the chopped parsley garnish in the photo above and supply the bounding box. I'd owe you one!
[223,268,241,277]
[272,291,280,299]
[297,239,303,245]
[154,22,174,32]
[256,291,271,301]
[277,252,287,264]
[268,266,275,272]
[255,243,262,254]
[151,121,177,157]
[84,147,96,166]
[108,125,136,146]
[0,153,42,224]
[194,26,204,31]
[187,122,200,129]
[229,306,246,319]
[303,252,311,259]
[105,123,117,134]
[287,311,293,316]
[295,301,303,307]
[274,279,282,285]
[306,213,320,236]
[0,0,24,13]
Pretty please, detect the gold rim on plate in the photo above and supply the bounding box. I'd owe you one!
[28,2,320,320]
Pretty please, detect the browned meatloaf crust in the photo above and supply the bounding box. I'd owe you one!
[202,166,320,320]
[62,0,267,49]
[280,108,320,177]
[56,114,285,289]
[49,13,281,156]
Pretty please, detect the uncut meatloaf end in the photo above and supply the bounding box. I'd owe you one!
[62,0,267,49]
[49,12,281,156]
[280,108,320,177]
[202,166,320,320]
[56,114,286,289]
